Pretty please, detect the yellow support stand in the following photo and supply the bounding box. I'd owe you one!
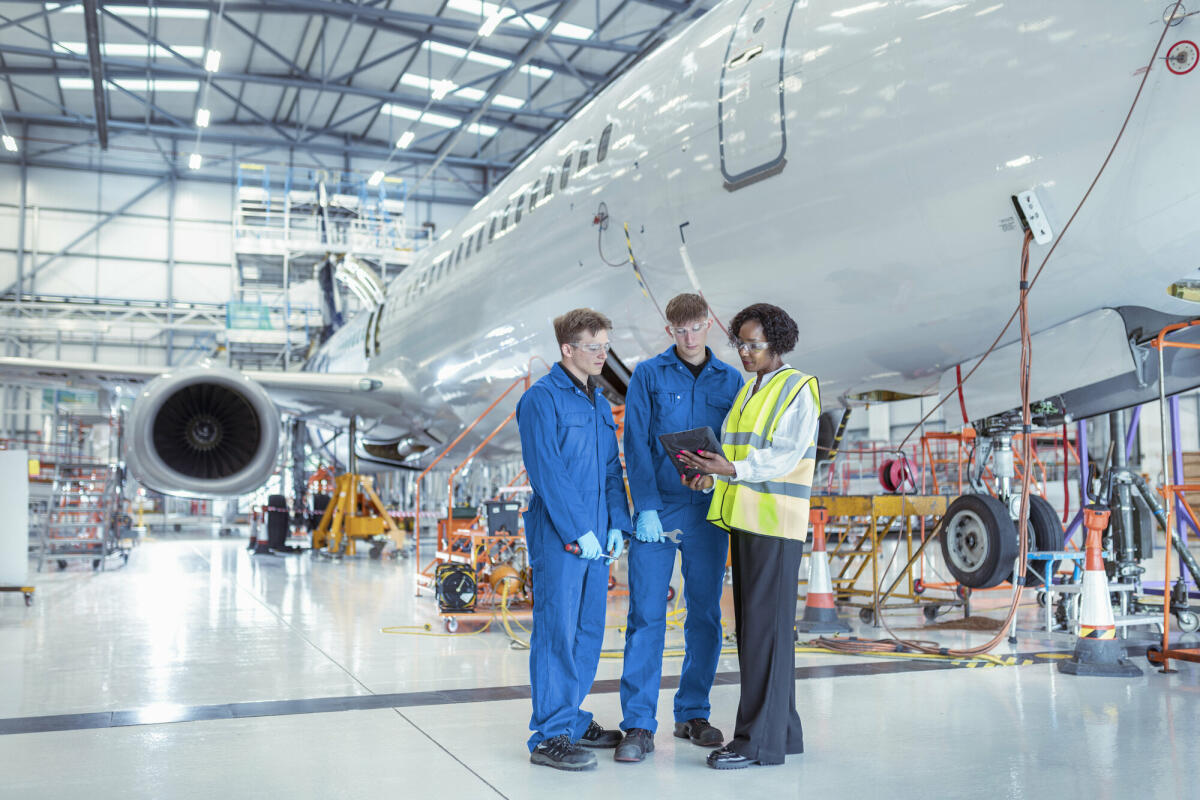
[312,473,404,556]
[811,494,953,623]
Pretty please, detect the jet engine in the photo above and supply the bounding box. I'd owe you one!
[124,366,281,497]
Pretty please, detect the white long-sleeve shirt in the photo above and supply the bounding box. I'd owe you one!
[717,365,819,486]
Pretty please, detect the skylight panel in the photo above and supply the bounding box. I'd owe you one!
[49,3,210,19]
[59,77,200,92]
[381,104,498,137]
[399,73,525,108]
[54,42,205,59]
[445,1,592,40]
[422,41,553,79]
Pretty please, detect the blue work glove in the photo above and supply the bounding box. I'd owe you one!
[575,531,603,560]
[607,528,625,560]
[635,510,664,543]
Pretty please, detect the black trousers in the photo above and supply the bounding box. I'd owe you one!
[729,530,804,764]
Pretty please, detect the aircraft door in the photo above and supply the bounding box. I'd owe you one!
[718,0,799,191]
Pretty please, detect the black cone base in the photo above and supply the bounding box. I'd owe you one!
[795,605,851,634]
[1058,638,1143,677]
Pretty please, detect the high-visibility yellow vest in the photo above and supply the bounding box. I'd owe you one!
[707,369,820,541]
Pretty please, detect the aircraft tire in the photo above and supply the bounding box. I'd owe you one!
[1013,495,1064,589]
[940,494,1018,589]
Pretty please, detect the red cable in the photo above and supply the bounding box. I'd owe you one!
[955,364,969,425]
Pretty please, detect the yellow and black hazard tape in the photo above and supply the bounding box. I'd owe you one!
[795,643,1074,669]
[1080,626,1117,639]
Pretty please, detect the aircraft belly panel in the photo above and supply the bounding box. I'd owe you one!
[936,309,1136,422]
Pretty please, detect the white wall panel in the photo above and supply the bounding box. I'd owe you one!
[175,181,233,220]
[98,261,169,300]
[174,221,232,265]
[0,164,19,204]
[173,265,233,304]
[26,168,99,207]
[0,253,14,289]
[23,210,98,257]
[97,218,170,261]
[95,174,168,215]
[0,206,18,246]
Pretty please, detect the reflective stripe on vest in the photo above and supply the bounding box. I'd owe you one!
[707,370,819,540]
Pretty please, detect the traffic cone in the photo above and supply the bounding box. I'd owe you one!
[252,507,272,555]
[796,508,851,634]
[1058,504,1142,677]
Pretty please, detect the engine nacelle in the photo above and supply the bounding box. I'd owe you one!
[125,366,281,497]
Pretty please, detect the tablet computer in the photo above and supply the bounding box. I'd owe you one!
[658,426,723,482]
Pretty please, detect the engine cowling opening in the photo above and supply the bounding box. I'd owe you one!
[151,383,263,479]
[125,366,280,497]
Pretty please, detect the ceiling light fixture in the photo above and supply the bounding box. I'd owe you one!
[188,153,202,169]
[2,135,17,153]
[397,131,415,149]
[368,170,385,187]
[195,108,211,127]
[479,7,515,37]
[430,78,457,100]
[204,49,221,72]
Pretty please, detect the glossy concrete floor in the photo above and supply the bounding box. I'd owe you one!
[2,534,1199,799]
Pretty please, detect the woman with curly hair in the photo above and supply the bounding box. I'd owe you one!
[678,302,819,770]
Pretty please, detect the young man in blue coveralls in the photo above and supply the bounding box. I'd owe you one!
[613,294,743,763]
[516,308,632,772]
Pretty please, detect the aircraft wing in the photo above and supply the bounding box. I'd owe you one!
[0,356,413,424]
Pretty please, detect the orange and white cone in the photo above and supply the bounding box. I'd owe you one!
[796,508,851,634]
[1058,504,1142,677]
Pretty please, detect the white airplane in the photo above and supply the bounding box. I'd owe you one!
[3,0,1199,512]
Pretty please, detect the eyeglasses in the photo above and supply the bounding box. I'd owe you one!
[731,340,770,352]
[670,321,709,337]
[570,342,611,353]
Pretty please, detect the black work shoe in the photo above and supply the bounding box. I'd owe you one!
[674,718,724,747]
[707,745,755,770]
[614,729,654,763]
[530,735,598,771]
[577,720,622,748]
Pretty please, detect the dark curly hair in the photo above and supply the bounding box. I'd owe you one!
[729,303,798,356]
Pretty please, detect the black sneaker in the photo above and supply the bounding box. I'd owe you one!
[707,745,754,770]
[614,729,654,763]
[674,718,724,747]
[577,719,622,748]
[530,734,598,771]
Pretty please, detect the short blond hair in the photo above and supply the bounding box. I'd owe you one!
[665,293,709,326]
[553,308,612,346]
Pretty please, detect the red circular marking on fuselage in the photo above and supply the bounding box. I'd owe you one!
[1166,40,1198,75]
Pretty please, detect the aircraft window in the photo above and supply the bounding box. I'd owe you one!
[560,157,571,189]
[526,186,536,214]
[476,228,484,252]
[489,215,497,242]
[544,172,554,201]
[514,194,524,224]
[364,311,375,357]
[577,147,589,173]
[597,123,612,162]
[456,242,465,265]
[502,203,511,231]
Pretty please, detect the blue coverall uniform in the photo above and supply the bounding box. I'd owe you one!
[516,362,632,752]
[619,345,743,733]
